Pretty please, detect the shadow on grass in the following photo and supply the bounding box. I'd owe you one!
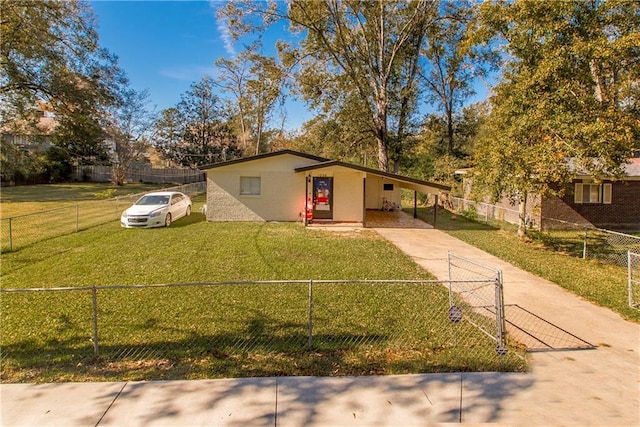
[407,207,499,231]
[165,212,206,228]
[1,319,525,383]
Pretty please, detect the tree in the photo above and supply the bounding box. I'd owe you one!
[287,0,440,172]
[105,88,155,185]
[420,1,496,157]
[215,48,287,155]
[154,77,241,168]
[474,0,640,236]
[1,0,123,155]
[219,0,439,171]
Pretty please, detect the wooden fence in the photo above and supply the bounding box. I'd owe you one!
[73,166,205,184]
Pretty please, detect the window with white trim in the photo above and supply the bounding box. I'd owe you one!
[240,176,261,195]
[574,182,612,204]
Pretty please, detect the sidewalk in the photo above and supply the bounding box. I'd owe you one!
[2,224,639,426]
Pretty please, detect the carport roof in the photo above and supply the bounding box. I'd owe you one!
[295,161,451,193]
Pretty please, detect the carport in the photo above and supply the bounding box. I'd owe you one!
[295,161,451,227]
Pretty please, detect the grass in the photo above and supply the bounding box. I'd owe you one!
[1,185,526,382]
[0,182,196,252]
[412,206,640,323]
[0,182,168,218]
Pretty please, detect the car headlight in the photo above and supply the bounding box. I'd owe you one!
[121,211,128,218]
[149,209,163,218]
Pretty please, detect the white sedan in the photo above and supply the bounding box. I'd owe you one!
[121,191,192,228]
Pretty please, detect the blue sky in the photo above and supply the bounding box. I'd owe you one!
[91,0,312,129]
[91,1,492,131]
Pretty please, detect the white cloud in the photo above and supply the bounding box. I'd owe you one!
[211,1,236,57]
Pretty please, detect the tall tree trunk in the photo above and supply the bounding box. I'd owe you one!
[517,191,528,237]
[446,106,454,156]
[374,112,389,172]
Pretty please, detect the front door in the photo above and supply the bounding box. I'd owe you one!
[313,177,333,220]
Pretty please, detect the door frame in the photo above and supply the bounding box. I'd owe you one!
[312,176,333,220]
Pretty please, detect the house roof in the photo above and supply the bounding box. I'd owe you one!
[200,149,451,193]
[295,160,451,193]
[199,149,329,170]
[569,157,640,179]
[623,158,640,177]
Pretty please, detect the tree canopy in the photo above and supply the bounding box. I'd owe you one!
[473,0,640,234]
[154,76,241,168]
[1,0,124,131]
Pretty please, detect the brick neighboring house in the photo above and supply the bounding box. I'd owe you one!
[457,157,640,232]
[541,158,640,232]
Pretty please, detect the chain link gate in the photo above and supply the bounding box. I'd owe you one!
[447,252,507,354]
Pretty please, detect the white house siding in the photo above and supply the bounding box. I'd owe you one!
[205,154,319,222]
[331,170,366,222]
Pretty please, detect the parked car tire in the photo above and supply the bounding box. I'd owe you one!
[165,213,172,227]
[186,205,191,216]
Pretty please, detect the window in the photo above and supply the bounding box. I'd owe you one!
[574,182,612,204]
[383,183,394,191]
[240,176,261,195]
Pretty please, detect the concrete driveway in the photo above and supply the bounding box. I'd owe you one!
[375,224,640,426]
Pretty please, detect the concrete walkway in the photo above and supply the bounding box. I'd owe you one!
[2,223,639,426]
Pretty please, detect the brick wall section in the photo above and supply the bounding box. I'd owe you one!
[206,177,265,222]
[541,181,640,231]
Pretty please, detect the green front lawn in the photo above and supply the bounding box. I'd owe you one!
[1,209,525,382]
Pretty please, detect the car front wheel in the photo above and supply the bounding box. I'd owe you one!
[186,205,191,216]
[165,213,172,227]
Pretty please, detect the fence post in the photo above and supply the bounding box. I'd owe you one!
[582,228,588,259]
[629,251,633,308]
[495,270,506,352]
[7,217,12,252]
[76,205,79,233]
[307,280,313,348]
[91,286,100,358]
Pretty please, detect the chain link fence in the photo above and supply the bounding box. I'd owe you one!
[0,182,206,252]
[448,197,640,269]
[629,252,640,310]
[1,258,526,383]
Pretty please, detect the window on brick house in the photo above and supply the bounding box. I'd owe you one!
[574,182,612,204]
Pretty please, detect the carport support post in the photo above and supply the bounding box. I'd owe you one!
[433,194,438,228]
[413,191,417,218]
[91,286,99,357]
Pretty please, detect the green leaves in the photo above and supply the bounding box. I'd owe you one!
[474,0,640,218]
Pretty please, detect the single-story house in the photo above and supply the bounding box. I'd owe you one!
[199,150,450,226]
[540,158,640,231]
[457,157,640,232]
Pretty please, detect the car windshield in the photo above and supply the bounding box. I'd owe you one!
[136,195,169,205]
